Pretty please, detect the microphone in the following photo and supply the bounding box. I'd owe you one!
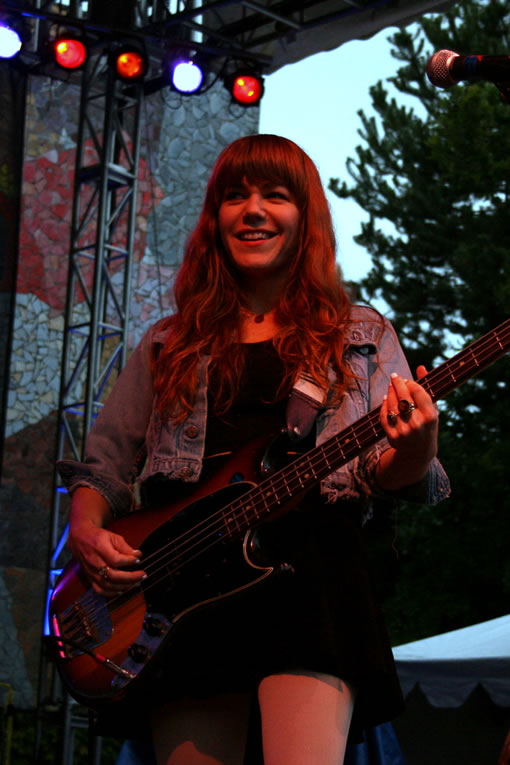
[426,49,510,88]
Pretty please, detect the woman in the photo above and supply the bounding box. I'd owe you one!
[58,134,450,765]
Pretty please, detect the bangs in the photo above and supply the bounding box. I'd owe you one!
[211,134,307,208]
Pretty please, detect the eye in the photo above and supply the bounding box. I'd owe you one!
[223,189,245,202]
[266,187,292,201]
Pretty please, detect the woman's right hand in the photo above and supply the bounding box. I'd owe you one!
[68,487,146,596]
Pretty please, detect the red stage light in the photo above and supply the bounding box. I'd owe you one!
[231,73,264,106]
[54,37,87,70]
[115,49,147,81]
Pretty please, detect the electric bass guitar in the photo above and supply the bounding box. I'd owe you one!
[49,319,510,709]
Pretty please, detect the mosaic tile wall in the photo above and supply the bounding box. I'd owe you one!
[0,70,259,708]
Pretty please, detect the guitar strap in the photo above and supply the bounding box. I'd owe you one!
[286,341,377,441]
[286,372,327,441]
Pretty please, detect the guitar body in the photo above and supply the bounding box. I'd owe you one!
[50,434,291,708]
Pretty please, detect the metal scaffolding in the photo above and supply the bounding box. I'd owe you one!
[36,47,144,763]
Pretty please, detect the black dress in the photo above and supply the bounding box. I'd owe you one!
[139,341,404,742]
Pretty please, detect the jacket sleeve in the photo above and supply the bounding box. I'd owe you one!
[320,310,450,509]
[360,316,450,506]
[57,325,157,517]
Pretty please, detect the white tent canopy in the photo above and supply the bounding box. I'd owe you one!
[393,614,510,708]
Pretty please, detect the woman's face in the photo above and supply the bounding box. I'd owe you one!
[218,179,300,281]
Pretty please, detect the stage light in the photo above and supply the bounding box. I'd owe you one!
[53,35,87,70]
[112,44,147,81]
[227,70,264,106]
[167,53,205,94]
[115,50,146,80]
[0,17,24,59]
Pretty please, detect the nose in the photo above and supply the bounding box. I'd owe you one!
[242,192,266,224]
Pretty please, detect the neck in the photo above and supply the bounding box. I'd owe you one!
[239,275,286,316]
[241,291,277,316]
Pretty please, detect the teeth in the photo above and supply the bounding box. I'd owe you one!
[239,232,273,240]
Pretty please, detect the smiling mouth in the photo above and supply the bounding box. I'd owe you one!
[236,231,277,241]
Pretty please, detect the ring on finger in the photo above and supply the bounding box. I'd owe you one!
[387,411,398,426]
[398,399,417,416]
[98,565,109,580]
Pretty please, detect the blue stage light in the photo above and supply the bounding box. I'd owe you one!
[0,19,23,59]
[169,56,204,94]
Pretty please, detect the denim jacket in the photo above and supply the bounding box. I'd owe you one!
[58,305,450,518]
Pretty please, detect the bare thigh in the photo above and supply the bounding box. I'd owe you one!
[151,692,252,765]
[257,671,355,765]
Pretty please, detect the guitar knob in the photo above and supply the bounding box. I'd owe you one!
[143,616,166,637]
[128,643,150,664]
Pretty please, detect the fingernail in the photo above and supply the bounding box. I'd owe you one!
[391,372,398,378]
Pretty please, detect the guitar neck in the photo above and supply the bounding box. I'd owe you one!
[220,319,510,536]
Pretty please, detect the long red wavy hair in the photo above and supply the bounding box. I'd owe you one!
[152,134,353,421]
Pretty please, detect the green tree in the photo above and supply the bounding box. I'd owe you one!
[331,0,510,644]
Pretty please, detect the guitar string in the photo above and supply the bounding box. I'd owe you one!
[108,319,510,589]
[61,323,510,641]
[61,323,510,643]
[128,319,510,575]
[126,324,510,616]
[63,325,510,645]
[62,323,510,643]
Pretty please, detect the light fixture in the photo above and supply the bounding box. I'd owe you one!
[110,40,148,81]
[115,48,147,80]
[53,34,87,70]
[0,16,25,59]
[166,50,206,94]
[226,69,264,106]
